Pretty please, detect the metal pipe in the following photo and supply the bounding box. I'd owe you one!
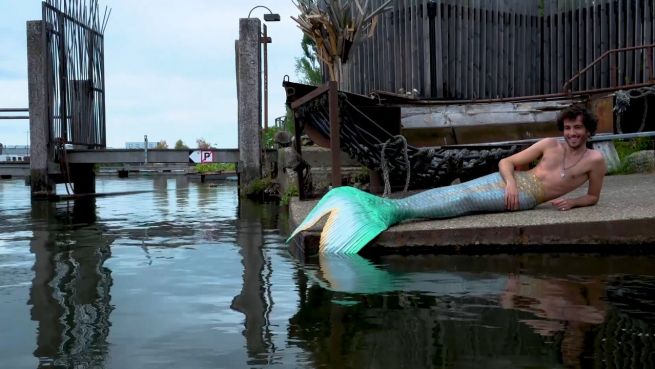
[328,81,341,188]
[442,131,655,148]
[0,108,29,112]
[563,43,655,92]
[374,81,655,106]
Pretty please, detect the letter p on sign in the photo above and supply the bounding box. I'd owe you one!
[201,151,214,163]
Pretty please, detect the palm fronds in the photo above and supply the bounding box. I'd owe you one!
[291,0,392,83]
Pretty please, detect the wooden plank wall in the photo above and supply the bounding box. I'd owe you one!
[340,0,655,100]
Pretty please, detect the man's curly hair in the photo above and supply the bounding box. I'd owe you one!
[556,105,598,136]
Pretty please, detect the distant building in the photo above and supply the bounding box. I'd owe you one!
[125,142,156,149]
[0,144,29,155]
[0,144,30,162]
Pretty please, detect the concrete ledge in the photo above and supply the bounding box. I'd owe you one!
[289,173,655,254]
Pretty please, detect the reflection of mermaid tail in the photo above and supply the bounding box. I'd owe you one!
[311,254,396,294]
[289,172,544,254]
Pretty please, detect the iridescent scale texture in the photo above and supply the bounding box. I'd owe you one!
[393,172,545,221]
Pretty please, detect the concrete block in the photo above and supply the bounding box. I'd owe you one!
[592,141,620,172]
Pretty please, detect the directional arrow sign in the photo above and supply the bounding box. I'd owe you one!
[189,150,214,163]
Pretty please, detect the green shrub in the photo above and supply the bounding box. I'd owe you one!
[609,137,653,175]
[613,137,652,161]
[244,177,273,198]
[195,163,235,173]
[280,185,299,206]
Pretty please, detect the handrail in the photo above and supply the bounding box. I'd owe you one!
[0,108,29,120]
[289,81,342,198]
[562,43,655,92]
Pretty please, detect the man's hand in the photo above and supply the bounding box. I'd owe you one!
[551,198,574,211]
[504,182,520,210]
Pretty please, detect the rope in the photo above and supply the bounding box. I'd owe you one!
[615,86,655,134]
[55,138,75,195]
[381,135,410,197]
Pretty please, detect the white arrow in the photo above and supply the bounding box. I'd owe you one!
[189,150,201,163]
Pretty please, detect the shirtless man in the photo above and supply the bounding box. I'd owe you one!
[290,105,609,253]
[499,105,607,212]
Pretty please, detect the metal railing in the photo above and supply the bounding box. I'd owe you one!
[0,108,29,120]
[43,0,108,148]
[563,44,655,93]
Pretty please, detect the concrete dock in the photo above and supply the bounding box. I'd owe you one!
[289,173,655,254]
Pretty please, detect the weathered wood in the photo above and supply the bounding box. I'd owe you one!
[27,21,56,197]
[627,0,634,84]
[563,4,570,92]
[339,0,653,99]
[643,1,655,81]
[479,1,486,98]
[455,3,462,97]
[647,0,654,82]
[584,0,592,88]
[500,0,506,97]
[638,0,644,81]
[600,1,608,87]
[411,0,418,93]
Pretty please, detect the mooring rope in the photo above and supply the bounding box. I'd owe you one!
[54,138,75,195]
[381,135,410,197]
[614,86,655,133]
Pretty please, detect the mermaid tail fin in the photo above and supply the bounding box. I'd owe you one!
[287,186,397,254]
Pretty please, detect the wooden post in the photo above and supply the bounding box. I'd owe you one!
[237,18,262,194]
[27,20,55,199]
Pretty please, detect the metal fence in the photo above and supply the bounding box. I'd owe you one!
[43,0,109,147]
[340,0,655,99]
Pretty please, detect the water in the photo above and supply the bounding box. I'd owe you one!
[1,176,654,369]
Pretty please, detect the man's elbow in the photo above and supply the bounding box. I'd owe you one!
[586,195,600,206]
[499,158,512,170]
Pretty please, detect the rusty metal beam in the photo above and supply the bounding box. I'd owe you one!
[328,81,341,188]
[563,43,655,92]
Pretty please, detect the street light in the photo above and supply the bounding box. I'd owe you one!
[247,5,280,130]
[248,5,280,21]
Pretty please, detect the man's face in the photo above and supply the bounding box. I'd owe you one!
[562,115,588,149]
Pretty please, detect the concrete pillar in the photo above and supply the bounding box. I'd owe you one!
[237,18,262,192]
[27,20,55,198]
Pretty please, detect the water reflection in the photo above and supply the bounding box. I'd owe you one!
[231,199,276,366]
[2,177,654,369]
[290,254,655,369]
[29,199,113,369]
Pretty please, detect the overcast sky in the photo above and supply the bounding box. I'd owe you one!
[0,0,304,148]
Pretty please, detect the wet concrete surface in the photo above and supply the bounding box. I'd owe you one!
[289,173,655,253]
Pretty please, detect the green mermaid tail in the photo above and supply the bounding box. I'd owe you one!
[287,186,400,254]
[288,172,545,254]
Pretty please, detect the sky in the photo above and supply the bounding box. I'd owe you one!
[0,0,305,148]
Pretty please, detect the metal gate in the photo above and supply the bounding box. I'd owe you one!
[43,0,110,148]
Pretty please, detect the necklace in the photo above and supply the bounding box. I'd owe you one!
[560,146,587,178]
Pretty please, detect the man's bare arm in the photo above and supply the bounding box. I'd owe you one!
[499,138,553,210]
[551,152,606,210]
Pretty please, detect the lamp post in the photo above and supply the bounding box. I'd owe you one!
[247,5,280,131]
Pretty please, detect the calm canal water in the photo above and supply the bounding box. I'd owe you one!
[1,176,654,369]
